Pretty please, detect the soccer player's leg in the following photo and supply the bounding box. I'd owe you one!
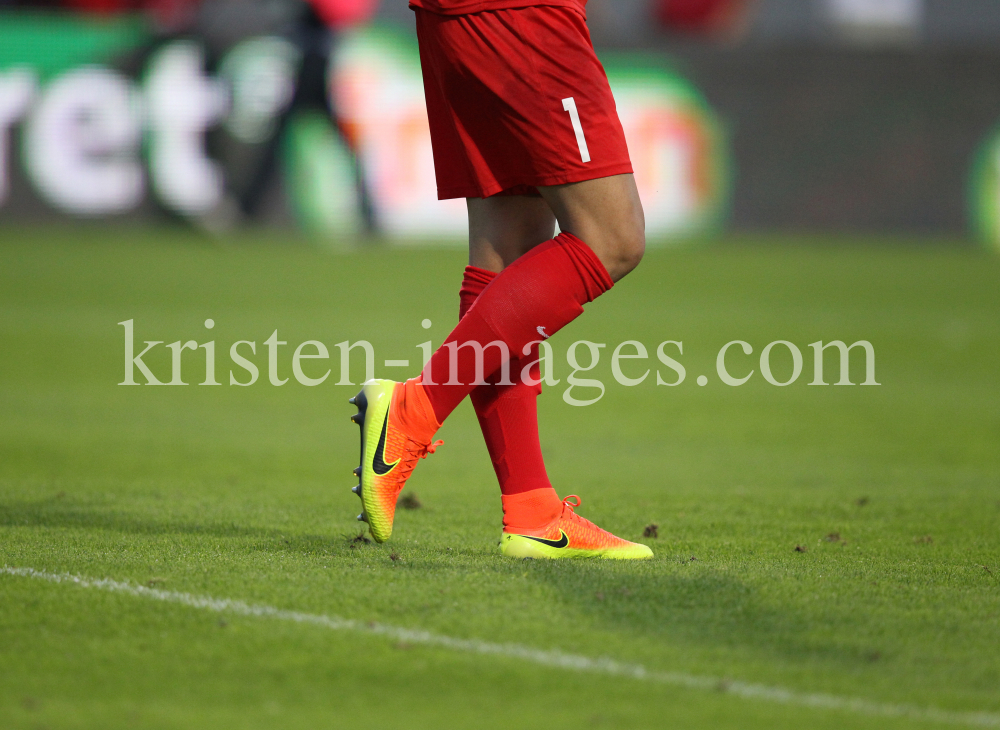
[464,195,565,533]
[463,191,651,560]
[347,196,552,545]
[416,172,647,424]
[347,6,649,547]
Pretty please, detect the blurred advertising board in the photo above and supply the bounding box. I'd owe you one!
[971,126,1000,253]
[0,12,729,242]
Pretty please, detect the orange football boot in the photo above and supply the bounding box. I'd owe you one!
[350,379,441,543]
[500,495,653,559]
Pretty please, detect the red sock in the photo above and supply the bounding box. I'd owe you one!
[460,265,563,529]
[420,232,612,423]
[461,265,551,496]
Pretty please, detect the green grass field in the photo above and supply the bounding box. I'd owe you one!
[1,228,998,729]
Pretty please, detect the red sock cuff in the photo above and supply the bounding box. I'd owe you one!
[556,232,614,302]
[460,265,497,319]
[462,265,497,291]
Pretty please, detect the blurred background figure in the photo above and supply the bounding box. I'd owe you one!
[4,0,1000,248]
[44,0,381,235]
[233,0,380,235]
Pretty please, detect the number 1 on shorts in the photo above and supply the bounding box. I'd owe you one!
[562,97,591,164]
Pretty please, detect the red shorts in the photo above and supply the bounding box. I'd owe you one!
[415,5,633,200]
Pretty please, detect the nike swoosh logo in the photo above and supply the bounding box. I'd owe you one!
[372,409,399,476]
[522,530,569,549]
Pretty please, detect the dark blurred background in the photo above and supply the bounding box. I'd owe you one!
[2,0,1000,245]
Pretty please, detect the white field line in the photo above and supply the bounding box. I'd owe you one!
[4,565,999,728]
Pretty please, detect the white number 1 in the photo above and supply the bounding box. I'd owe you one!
[562,97,591,163]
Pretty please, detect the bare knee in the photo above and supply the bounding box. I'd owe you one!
[616,222,646,279]
[538,174,646,282]
[601,212,646,282]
